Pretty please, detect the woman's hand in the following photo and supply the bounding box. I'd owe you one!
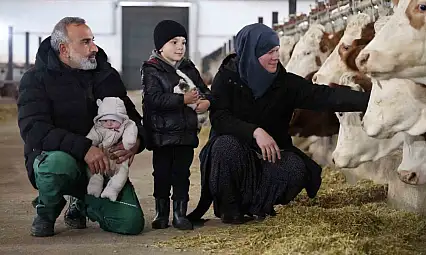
[253,128,281,163]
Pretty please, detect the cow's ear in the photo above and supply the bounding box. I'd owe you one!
[96,99,102,106]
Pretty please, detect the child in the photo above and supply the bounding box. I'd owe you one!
[86,97,138,202]
[141,20,214,230]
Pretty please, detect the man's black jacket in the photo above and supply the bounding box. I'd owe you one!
[17,36,146,189]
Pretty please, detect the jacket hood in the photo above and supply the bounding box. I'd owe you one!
[94,97,129,124]
[35,36,111,72]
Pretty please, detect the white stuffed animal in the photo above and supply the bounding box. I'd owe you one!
[85,97,138,201]
[174,69,209,132]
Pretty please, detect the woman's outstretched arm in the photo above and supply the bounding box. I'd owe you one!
[285,72,370,112]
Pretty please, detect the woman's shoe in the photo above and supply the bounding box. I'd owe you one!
[220,213,245,224]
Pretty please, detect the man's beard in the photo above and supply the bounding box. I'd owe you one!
[70,50,97,70]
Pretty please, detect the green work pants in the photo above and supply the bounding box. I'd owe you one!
[33,151,144,235]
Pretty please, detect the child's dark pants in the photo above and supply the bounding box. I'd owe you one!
[152,146,194,201]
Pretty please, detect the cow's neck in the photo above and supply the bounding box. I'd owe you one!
[375,132,406,161]
[373,67,426,82]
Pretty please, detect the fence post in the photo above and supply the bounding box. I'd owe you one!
[6,26,13,81]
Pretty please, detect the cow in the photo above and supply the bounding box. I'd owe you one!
[286,23,343,78]
[289,105,341,166]
[361,78,426,139]
[331,72,407,168]
[312,13,375,85]
[398,134,426,185]
[285,25,344,166]
[331,73,426,186]
[279,35,298,67]
[356,0,426,82]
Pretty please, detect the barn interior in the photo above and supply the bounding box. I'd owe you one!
[1,0,426,254]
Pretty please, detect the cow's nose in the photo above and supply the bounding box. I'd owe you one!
[357,52,370,68]
[332,158,335,164]
[398,170,419,185]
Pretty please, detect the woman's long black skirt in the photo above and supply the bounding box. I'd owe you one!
[208,135,308,217]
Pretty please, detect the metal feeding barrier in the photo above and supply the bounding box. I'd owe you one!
[277,0,393,36]
[200,0,394,74]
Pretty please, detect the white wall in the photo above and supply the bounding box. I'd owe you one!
[0,0,315,72]
[197,0,315,57]
[0,0,122,70]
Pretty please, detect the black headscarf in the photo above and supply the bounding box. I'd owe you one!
[234,23,280,99]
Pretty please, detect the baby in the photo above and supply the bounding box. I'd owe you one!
[174,69,209,132]
[86,97,138,201]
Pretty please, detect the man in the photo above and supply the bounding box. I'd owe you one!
[17,17,146,237]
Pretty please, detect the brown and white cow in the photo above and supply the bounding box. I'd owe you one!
[331,73,426,186]
[285,25,344,165]
[286,24,343,78]
[332,72,407,168]
[279,35,298,67]
[362,78,426,139]
[356,0,426,82]
[312,13,375,85]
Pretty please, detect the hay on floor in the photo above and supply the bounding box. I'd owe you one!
[158,166,426,254]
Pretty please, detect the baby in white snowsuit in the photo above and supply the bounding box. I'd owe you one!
[86,97,138,201]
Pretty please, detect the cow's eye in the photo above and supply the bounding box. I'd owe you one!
[338,112,343,117]
[418,4,426,11]
[304,51,311,55]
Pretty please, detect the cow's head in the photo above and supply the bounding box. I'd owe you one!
[285,24,342,78]
[312,13,374,85]
[362,78,426,139]
[398,134,426,185]
[356,0,426,78]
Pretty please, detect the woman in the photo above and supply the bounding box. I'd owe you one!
[187,23,369,224]
[141,20,213,230]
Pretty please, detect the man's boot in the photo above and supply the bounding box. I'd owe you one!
[172,200,193,230]
[64,196,87,229]
[152,198,170,229]
[30,198,65,237]
[31,215,55,237]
